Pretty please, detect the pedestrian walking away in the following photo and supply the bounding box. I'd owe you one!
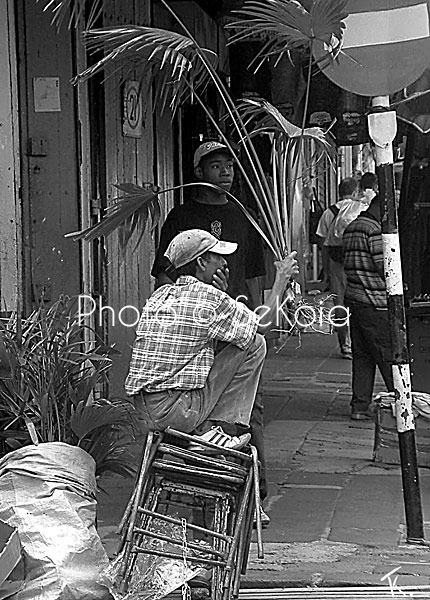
[343,191,395,420]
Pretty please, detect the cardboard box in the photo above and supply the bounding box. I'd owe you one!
[373,407,430,467]
[0,521,21,586]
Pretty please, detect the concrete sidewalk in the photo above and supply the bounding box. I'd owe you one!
[243,330,430,589]
[97,328,430,590]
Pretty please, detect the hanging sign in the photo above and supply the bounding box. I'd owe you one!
[123,81,143,138]
[313,0,430,97]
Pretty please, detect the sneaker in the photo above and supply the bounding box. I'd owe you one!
[253,501,271,529]
[341,350,353,360]
[188,426,251,453]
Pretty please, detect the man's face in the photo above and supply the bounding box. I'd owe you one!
[197,251,228,284]
[195,152,234,192]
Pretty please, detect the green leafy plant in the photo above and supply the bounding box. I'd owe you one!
[0,296,138,478]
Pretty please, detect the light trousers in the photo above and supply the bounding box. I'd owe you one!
[134,333,267,434]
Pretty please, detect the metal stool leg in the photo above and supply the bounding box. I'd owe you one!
[118,431,158,576]
[251,445,264,559]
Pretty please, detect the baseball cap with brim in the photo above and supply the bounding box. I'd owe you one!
[193,141,233,169]
[164,229,237,270]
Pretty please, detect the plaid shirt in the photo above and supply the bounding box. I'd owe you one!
[343,209,387,309]
[125,276,259,394]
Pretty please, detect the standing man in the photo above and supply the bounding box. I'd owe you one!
[343,193,394,420]
[152,140,269,521]
[316,177,364,359]
[359,172,378,205]
[152,141,264,306]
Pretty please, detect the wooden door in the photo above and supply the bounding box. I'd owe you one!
[16,0,80,311]
[0,0,21,313]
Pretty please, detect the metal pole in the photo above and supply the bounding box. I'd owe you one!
[368,96,425,543]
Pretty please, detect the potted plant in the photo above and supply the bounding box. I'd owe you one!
[0,295,138,600]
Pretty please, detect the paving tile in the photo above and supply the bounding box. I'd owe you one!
[329,474,404,532]
[330,527,400,546]
[261,487,341,543]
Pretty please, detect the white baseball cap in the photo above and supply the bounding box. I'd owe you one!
[165,229,237,269]
[193,141,233,169]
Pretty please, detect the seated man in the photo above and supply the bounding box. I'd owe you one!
[125,229,299,451]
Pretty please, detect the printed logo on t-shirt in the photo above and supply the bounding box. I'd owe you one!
[210,220,222,239]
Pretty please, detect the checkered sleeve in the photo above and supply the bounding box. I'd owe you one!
[207,291,259,349]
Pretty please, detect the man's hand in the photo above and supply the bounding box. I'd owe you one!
[212,266,229,292]
[274,251,299,283]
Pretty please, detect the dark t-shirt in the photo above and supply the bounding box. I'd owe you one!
[151,199,265,302]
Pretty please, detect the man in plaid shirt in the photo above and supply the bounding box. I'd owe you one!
[125,229,299,451]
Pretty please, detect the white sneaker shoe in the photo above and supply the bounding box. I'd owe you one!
[188,426,251,453]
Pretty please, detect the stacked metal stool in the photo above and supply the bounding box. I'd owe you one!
[115,427,264,600]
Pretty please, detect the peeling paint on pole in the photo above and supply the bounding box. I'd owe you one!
[382,234,403,295]
[369,96,424,542]
[393,364,415,432]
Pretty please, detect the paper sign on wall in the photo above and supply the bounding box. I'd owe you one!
[33,77,61,112]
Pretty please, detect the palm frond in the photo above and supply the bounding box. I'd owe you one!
[227,0,348,70]
[71,398,135,441]
[65,183,161,257]
[310,0,348,45]
[89,438,137,479]
[228,0,312,48]
[236,97,331,147]
[36,0,103,29]
[73,26,217,114]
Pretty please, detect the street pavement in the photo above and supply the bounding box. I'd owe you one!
[97,325,430,591]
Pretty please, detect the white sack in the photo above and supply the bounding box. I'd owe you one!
[0,443,110,600]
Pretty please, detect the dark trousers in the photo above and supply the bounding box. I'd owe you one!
[346,301,394,413]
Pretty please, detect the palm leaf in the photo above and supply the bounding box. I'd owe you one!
[65,183,161,257]
[36,0,103,29]
[86,435,137,479]
[227,0,348,70]
[310,0,348,45]
[229,0,312,49]
[73,26,217,114]
[236,97,331,147]
[71,398,134,441]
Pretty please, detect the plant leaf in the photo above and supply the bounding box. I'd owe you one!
[36,0,103,29]
[228,0,349,69]
[236,97,330,147]
[65,184,161,258]
[73,26,216,115]
[229,1,312,48]
[71,398,135,440]
[310,0,348,45]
